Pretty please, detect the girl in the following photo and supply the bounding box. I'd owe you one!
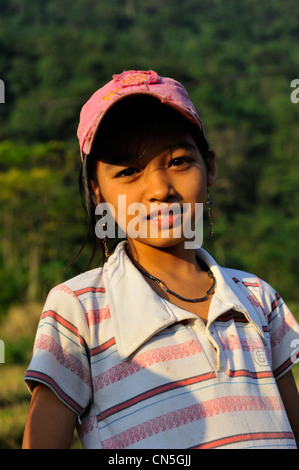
[23,70,299,449]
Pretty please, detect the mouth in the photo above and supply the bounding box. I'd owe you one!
[146,205,183,228]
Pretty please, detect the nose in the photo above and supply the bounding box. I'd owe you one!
[144,168,176,202]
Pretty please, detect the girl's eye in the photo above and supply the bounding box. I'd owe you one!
[116,167,140,178]
[169,157,192,167]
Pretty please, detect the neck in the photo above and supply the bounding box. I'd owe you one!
[126,240,204,279]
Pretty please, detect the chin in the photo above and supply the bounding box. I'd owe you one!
[131,236,190,250]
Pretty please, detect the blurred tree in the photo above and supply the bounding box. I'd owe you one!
[0,141,89,315]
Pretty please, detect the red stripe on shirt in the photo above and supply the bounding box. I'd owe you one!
[34,334,92,387]
[97,372,217,421]
[85,305,111,327]
[41,310,86,347]
[273,356,295,378]
[270,312,297,348]
[193,431,295,449]
[94,340,202,390]
[74,287,106,296]
[227,369,273,379]
[25,370,83,414]
[101,395,284,449]
[90,337,116,356]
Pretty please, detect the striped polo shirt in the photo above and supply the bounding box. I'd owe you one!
[25,241,299,449]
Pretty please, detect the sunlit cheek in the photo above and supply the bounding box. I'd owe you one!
[184,179,206,203]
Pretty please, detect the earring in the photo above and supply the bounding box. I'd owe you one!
[101,220,109,262]
[206,189,214,237]
[103,236,109,261]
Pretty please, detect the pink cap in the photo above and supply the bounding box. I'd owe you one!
[77,70,204,160]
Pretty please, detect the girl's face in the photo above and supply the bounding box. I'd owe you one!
[92,112,215,254]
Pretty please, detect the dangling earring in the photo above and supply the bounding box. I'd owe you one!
[103,236,109,261]
[206,189,214,237]
[101,220,109,262]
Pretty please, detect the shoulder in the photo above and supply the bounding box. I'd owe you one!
[222,266,259,283]
[36,266,111,348]
[199,247,277,302]
[223,266,279,308]
[198,247,281,312]
[225,266,277,296]
[48,266,104,296]
[55,267,105,297]
[222,266,267,292]
[221,266,298,339]
[43,267,107,320]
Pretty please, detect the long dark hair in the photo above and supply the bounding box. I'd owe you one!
[72,96,213,270]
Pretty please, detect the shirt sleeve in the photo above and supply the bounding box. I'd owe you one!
[24,284,93,417]
[259,279,299,379]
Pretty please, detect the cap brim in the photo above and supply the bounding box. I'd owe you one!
[81,91,203,159]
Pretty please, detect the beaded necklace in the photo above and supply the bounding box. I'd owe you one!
[138,267,216,303]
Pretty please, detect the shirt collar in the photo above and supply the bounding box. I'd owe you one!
[103,242,266,360]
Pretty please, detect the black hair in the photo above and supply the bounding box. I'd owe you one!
[73,96,213,269]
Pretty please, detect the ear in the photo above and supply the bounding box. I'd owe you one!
[207,149,216,187]
[91,179,101,203]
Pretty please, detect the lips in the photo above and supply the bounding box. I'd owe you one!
[147,205,183,220]
[146,204,183,229]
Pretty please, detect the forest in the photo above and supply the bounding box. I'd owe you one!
[0,0,298,448]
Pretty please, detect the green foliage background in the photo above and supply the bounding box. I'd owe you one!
[1,0,298,312]
[0,0,298,448]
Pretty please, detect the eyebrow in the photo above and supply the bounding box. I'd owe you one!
[169,140,198,152]
[104,140,198,169]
